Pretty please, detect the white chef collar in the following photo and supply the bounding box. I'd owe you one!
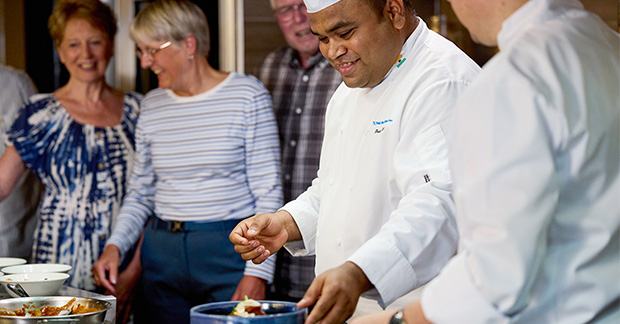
[303,0,342,13]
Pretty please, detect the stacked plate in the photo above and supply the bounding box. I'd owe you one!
[0,258,72,297]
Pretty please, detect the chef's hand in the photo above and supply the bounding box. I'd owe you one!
[298,261,372,324]
[229,210,301,264]
[349,300,431,324]
[93,244,121,294]
[231,275,266,301]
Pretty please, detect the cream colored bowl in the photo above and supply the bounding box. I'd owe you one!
[1,263,72,275]
[0,272,69,297]
[0,257,27,268]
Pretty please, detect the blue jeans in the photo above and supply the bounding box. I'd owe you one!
[135,218,245,324]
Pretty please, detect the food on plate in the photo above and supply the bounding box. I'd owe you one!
[0,298,101,317]
[230,296,266,317]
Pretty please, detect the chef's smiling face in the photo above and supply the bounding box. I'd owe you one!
[309,0,403,89]
[273,0,319,58]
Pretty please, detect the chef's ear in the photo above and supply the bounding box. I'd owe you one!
[385,0,407,30]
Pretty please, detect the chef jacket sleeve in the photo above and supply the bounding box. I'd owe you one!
[280,175,322,256]
[347,80,463,307]
[421,60,561,323]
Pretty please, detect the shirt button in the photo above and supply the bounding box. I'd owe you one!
[302,75,309,82]
[289,140,297,147]
[102,198,107,203]
[284,174,292,181]
[96,132,103,139]
[99,234,106,240]
[295,107,302,114]
[98,163,104,170]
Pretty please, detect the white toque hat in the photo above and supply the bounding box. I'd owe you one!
[303,0,342,13]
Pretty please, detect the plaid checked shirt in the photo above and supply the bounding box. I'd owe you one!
[255,47,342,299]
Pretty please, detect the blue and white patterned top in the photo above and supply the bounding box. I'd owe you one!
[6,92,141,290]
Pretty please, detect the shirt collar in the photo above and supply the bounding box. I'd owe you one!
[285,47,328,70]
[498,0,585,50]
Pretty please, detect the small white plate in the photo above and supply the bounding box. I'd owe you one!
[0,257,27,268]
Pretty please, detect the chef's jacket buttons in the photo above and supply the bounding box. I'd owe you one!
[302,75,309,82]
[289,140,297,147]
[339,127,344,134]
[337,240,342,247]
[295,107,302,114]
[284,174,291,181]
[98,163,104,170]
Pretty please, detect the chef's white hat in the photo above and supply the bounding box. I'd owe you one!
[303,0,342,13]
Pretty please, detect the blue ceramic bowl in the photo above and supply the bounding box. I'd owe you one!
[190,300,307,324]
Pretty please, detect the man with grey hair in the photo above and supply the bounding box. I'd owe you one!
[0,64,41,261]
[231,0,480,322]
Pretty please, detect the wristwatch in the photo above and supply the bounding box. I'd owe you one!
[390,310,406,324]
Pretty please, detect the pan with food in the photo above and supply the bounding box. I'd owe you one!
[0,296,110,324]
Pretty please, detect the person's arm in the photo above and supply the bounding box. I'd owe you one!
[110,234,144,324]
[94,115,154,292]
[422,65,559,323]
[0,146,26,201]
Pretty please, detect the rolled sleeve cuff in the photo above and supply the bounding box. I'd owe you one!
[421,255,509,324]
[279,202,317,255]
[348,237,418,308]
[244,254,277,283]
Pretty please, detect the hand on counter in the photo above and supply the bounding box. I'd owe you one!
[299,261,371,324]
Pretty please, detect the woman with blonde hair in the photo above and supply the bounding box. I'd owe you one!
[0,0,141,296]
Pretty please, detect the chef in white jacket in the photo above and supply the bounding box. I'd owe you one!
[351,0,620,323]
[229,0,480,322]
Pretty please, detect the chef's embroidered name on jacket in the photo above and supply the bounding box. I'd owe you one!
[373,119,393,125]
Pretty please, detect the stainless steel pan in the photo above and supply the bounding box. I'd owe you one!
[0,297,110,324]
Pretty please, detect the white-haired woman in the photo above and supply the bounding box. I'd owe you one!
[93,1,282,323]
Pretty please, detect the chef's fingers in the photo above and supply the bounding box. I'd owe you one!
[229,220,251,245]
[299,277,321,307]
[238,244,271,263]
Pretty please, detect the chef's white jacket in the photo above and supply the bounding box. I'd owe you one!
[283,19,480,307]
[422,0,620,323]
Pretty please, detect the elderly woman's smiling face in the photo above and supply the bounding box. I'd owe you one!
[136,39,189,91]
[57,18,112,84]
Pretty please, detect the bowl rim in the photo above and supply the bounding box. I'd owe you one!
[0,257,27,267]
[190,300,307,319]
[1,263,72,274]
[0,272,70,283]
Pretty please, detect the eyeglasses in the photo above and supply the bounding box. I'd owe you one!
[273,2,306,22]
[135,41,171,59]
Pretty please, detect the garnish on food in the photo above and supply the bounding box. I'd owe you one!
[229,296,266,317]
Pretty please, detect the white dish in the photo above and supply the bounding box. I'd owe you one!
[0,272,69,297]
[0,257,27,268]
[1,263,72,274]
